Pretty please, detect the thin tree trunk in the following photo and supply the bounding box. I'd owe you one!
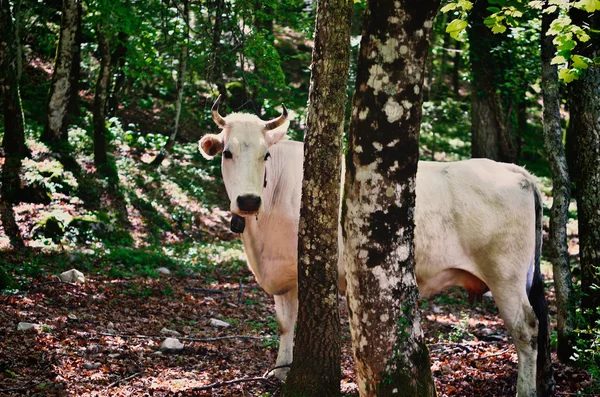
[151,0,190,167]
[67,0,82,117]
[452,38,461,99]
[93,31,112,172]
[108,31,129,116]
[540,10,575,364]
[209,0,227,99]
[0,0,26,249]
[42,0,80,144]
[343,1,440,395]
[569,10,600,325]
[281,0,351,395]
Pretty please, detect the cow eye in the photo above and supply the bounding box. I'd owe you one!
[264,152,271,161]
[223,150,233,159]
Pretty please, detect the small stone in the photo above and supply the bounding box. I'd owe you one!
[59,269,85,283]
[156,267,171,275]
[159,338,184,352]
[182,326,192,335]
[160,327,181,337]
[107,322,115,329]
[183,268,196,277]
[152,351,163,356]
[209,318,230,328]
[67,314,78,321]
[17,322,39,331]
[83,362,101,370]
[108,353,120,359]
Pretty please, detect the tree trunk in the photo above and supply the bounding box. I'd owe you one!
[42,0,80,145]
[568,10,600,325]
[343,1,439,396]
[281,0,351,395]
[151,0,189,167]
[0,0,26,249]
[107,31,129,116]
[209,0,227,99]
[93,31,112,172]
[540,10,576,364]
[452,38,461,99]
[67,0,82,118]
[468,0,517,163]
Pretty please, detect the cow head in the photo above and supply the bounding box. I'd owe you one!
[199,95,289,216]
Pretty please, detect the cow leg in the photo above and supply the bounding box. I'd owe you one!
[271,286,298,380]
[492,288,538,397]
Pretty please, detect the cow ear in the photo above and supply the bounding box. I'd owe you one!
[264,120,290,146]
[199,133,224,159]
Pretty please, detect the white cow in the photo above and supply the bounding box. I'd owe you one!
[198,97,553,397]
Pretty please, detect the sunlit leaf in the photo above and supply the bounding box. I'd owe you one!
[551,55,567,65]
[574,0,600,12]
[571,55,590,69]
[441,3,458,13]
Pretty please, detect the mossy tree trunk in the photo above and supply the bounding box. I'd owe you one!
[281,0,351,395]
[540,10,576,363]
[568,10,600,325]
[342,0,439,396]
[0,0,26,249]
[93,30,112,173]
[42,0,80,146]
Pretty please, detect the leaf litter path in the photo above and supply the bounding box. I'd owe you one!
[0,273,595,396]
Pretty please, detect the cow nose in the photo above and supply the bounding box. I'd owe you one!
[237,195,261,212]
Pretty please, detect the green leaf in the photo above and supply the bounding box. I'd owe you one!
[528,1,544,9]
[558,68,579,83]
[441,3,458,13]
[492,23,507,34]
[574,0,600,12]
[446,18,468,39]
[487,6,501,12]
[557,39,576,51]
[551,55,567,65]
[458,0,473,10]
[571,55,590,69]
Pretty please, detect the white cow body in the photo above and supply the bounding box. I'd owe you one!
[199,105,550,397]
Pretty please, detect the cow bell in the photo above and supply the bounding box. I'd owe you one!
[230,214,246,233]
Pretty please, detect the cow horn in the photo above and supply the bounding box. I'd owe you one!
[212,95,226,128]
[264,104,288,131]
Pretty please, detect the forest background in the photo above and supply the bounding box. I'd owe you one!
[0,0,599,395]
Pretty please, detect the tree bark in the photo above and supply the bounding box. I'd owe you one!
[568,10,600,324]
[93,31,112,172]
[107,31,129,116]
[540,10,576,364]
[67,0,82,118]
[0,0,26,249]
[42,0,80,145]
[343,1,439,396]
[281,0,351,395]
[151,0,190,167]
[468,0,517,163]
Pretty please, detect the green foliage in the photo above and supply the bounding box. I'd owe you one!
[420,99,471,161]
[572,307,600,389]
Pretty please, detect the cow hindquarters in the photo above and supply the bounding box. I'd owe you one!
[271,286,298,380]
[493,287,538,397]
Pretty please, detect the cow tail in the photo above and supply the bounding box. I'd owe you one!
[528,185,554,396]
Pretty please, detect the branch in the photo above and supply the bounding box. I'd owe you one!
[191,365,289,391]
[97,332,270,342]
[108,372,142,388]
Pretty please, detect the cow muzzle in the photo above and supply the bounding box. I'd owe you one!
[236,194,262,215]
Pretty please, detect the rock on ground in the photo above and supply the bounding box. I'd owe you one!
[59,269,85,283]
[159,337,184,352]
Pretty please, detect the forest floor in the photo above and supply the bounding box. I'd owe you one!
[0,137,596,396]
[0,264,597,396]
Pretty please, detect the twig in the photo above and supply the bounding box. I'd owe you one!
[108,371,142,388]
[0,382,33,393]
[97,332,270,342]
[238,279,243,305]
[472,348,511,360]
[184,287,224,294]
[192,365,289,391]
